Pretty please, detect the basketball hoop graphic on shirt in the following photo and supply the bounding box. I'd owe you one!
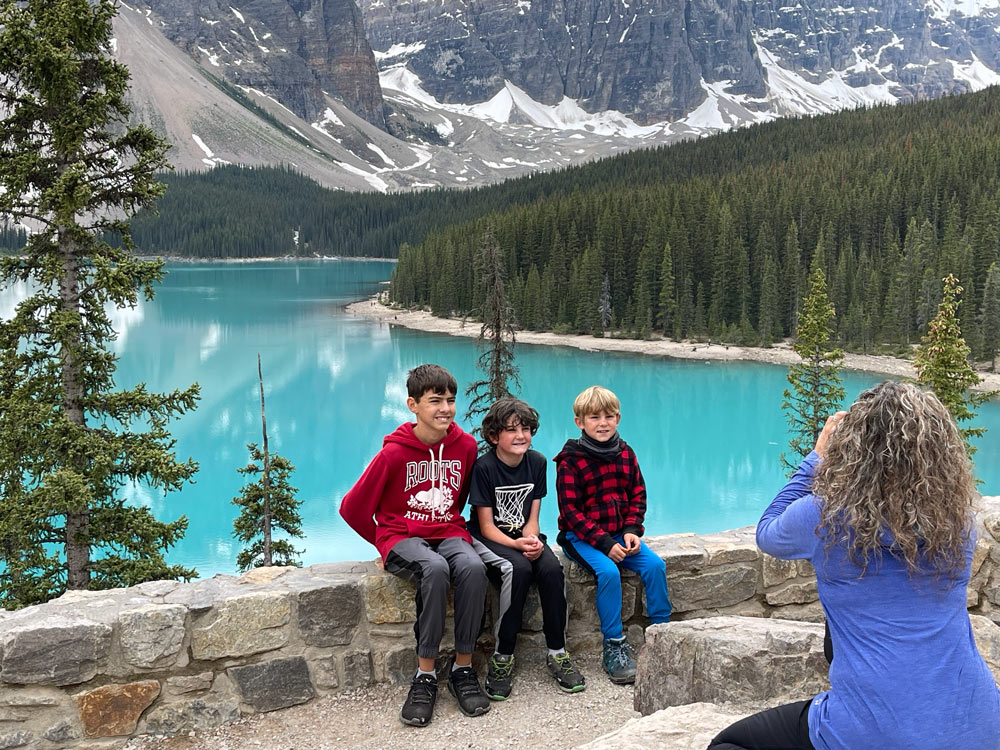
[494,483,534,534]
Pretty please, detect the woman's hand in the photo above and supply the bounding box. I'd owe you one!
[815,411,848,458]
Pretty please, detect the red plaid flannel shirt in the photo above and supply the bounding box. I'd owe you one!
[555,439,647,555]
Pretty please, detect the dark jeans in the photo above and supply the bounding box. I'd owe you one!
[708,699,814,750]
[475,534,568,653]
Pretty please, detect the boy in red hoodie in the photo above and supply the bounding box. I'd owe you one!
[339,364,489,727]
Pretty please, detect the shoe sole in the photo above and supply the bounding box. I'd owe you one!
[555,682,587,693]
[448,682,491,716]
[607,674,636,685]
[485,683,510,701]
[399,713,432,727]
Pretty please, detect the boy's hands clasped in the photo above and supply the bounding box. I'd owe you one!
[608,532,641,562]
[516,534,544,560]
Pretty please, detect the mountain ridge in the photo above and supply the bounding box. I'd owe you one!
[111,0,1000,192]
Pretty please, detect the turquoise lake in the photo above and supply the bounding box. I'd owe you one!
[10,260,1000,577]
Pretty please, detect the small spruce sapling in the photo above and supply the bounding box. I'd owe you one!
[465,224,521,431]
[781,260,846,472]
[232,355,303,571]
[914,274,998,459]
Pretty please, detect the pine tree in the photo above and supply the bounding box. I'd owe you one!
[465,224,520,425]
[658,241,677,337]
[598,271,613,333]
[0,0,199,607]
[781,260,846,471]
[781,221,802,336]
[979,263,1000,371]
[757,247,780,347]
[914,274,997,457]
[232,356,303,572]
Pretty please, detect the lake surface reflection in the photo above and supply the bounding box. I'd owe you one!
[6,260,998,577]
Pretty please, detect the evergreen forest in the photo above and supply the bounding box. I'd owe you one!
[4,87,1000,359]
[390,88,1000,359]
[93,163,573,259]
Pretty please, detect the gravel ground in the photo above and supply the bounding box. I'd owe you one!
[124,652,637,750]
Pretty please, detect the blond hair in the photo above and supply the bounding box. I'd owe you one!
[814,381,975,579]
[573,386,621,419]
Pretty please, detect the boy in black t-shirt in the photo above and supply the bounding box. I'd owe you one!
[469,398,585,699]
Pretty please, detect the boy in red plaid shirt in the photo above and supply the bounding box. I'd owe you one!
[555,385,672,684]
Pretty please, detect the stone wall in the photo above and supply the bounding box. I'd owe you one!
[3,496,999,749]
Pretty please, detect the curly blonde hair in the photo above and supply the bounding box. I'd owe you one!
[814,380,975,578]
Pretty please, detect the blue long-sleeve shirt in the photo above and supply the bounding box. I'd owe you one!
[757,452,1000,750]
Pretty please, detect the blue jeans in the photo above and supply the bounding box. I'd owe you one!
[559,531,671,640]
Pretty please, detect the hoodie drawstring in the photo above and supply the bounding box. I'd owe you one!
[428,443,445,499]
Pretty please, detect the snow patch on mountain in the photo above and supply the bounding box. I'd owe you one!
[755,42,900,114]
[374,41,426,60]
[924,0,1000,20]
[380,67,659,136]
[191,134,231,167]
[951,53,1000,87]
[685,80,776,131]
[335,161,389,192]
[367,143,396,166]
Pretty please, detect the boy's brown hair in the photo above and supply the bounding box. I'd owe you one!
[572,385,621,419]
[406,364,457,400]
[481,398,540,445]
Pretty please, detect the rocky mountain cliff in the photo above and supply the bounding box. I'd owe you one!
[361,0,1000,122]
[139,0,385,127]
[113,0,1000,193]
[360,0,765,124]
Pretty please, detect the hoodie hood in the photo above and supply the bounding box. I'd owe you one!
[384,421,467,451]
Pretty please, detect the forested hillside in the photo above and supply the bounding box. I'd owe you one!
[389,88,1000,360]
[116,164,580,259]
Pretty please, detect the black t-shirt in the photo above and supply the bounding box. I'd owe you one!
[468,449,547,539]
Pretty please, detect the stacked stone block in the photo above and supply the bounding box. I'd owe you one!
[1,496,998,749]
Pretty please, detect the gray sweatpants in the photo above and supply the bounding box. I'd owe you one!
[385,536,488,659]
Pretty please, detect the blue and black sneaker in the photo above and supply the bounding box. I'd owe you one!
[602,637,637,684]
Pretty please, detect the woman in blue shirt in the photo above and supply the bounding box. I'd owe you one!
[709,381,1000,750]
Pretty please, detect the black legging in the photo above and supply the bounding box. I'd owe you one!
[708,699,814,749]
[707,621,831,749]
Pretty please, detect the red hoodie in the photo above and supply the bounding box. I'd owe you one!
[339,421,478,562]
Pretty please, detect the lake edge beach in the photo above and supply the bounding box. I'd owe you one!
[346,297,1000,394]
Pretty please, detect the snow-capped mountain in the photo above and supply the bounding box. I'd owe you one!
[116,0,1000,192]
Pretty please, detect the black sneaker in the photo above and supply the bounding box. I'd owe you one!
[546,651,586,693]
[400,673,437,726]
[447,661,491,717]
[485,653,515,700]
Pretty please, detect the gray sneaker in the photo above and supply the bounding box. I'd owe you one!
[485,653,515,700]
[602,637,637,684]
[546,651,586,693]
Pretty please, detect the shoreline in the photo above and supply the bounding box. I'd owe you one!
[346,297,1000,393]
[139,255,397,263]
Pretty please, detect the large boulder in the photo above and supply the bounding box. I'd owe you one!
[635,617,829,714]
[970,614,1000,684]
[576,702,747,749]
